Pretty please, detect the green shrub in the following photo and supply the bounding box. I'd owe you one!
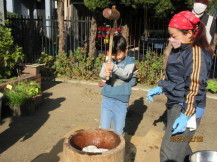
[206,80,217,93]
[52,52,75,78]
[135,51,163,86]
[52,48,164,86]
[36,51,54,76]
[53,46,105,80]
[0,21,25,79]
[4,90,28,106]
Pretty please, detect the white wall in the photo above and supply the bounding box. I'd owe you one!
[6,0,14,13]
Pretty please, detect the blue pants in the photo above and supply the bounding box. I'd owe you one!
[100,96,128,135]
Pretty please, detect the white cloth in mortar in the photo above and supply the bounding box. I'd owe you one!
[82,145,108,153]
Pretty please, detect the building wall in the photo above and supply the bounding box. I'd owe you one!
[0,0,5,21]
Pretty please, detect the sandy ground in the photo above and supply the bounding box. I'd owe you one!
[0,80,217,162]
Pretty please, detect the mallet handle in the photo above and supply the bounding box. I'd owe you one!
[106,28,115,80]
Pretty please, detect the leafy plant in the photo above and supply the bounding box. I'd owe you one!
[206,80,217,93]
[52,52,75,78]
[4,90,28,106]
[0,20,25,79]
[84,0,110,11]
[52,46,163,85]
[136,50,163,85]
[52,45,105,80]
[4,81,41,106]
[36,51,54,76]
[15,81,41,97]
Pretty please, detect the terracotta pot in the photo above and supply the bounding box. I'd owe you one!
[22,64,41,75]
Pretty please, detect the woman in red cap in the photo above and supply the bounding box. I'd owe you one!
[146,11,213,161]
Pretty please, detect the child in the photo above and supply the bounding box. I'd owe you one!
[99,36,135,135]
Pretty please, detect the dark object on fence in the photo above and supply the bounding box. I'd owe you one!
[103,5,120,21]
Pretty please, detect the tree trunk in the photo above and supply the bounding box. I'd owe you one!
[143,7,149,39]
[57,0,65,56]
[122,24,129,46]
[88,16,97,57]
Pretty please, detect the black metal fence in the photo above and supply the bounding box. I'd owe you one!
[7,15,169,60]
[6,15,217,78]
[6,16,92,63]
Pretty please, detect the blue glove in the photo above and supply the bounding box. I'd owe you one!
[146,86,163,102]
[172,113,190,135]
[196,107,204,118]
[146,96,154,102]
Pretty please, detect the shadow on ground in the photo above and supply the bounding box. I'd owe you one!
[153,109,167,127]
[31,138,64,162]
[124,97,147,136]
[124,97,147,162]
[0,91,65,154]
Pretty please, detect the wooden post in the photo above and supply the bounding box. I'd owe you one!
[62,128,125,162]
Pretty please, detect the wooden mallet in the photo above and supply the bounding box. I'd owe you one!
[102,5,120,80]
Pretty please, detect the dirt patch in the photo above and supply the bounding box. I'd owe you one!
[0,80,217,162]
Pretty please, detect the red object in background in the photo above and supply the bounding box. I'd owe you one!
[97,26,122,37]
[114,27,122,31]
[106,51,108,56]
[105,27,110,31]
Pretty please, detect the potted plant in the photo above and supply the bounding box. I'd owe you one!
[14,81,42,113]
[4,81,42,116]
[19,81,42,105]
[4,89,29,116]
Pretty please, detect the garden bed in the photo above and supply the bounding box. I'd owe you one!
[0,74,41,91]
